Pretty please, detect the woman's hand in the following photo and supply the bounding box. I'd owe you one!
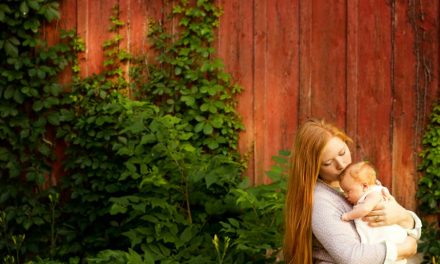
[396,236,417,260]
[362,188,414,228]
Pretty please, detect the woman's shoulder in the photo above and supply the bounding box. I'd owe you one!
[314,181,351,210]
[314,181,344,199]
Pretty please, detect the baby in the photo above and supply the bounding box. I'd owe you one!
[339,161,408,264]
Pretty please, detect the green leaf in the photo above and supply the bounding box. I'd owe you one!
[13,89,24,103]
[4,40,18,57]
[4,86,14,99]
[141,134,156,144]
[38,143,51,156]
[50,83,63,96]
[181,95,195,106]
[179,227,193,243]
[175,67,182,75]
[211,117,223,128]
[20,1,29,15]
[47,112,60,125]
[194,122,204,133]
[143,250,155,264]
[228,218,240,228]
[203,123,213,135]
[127,249,143,264]
[110,204,127,214]
[42,3,60,21]
[23,219,32,230]
[27,0,40,10]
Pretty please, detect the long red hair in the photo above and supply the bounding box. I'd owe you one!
[283,119,351,264]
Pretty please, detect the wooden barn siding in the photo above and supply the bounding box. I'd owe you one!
[47,0,439,210]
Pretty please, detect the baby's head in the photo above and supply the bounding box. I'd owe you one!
[339,161,377,204]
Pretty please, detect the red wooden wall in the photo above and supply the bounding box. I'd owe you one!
[47,0,439,210]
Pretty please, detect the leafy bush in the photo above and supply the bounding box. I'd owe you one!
[417,103,440,263]
[0,0,289,263]
[131,0,243,155]
[0,0,78,262]
[219,150,288,262]
[419,223,440,264]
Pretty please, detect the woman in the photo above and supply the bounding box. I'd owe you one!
[283,119,421,264]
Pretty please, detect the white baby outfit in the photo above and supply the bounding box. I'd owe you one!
[354,185,408,264]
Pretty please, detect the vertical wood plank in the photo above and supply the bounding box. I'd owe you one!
[254,0,299,184]
[120,0,164,56]
[43,0,77,46]
[253,0,268,184]
[415,0,440,132]
[216,0,255,181]
[347,0,359,162]
[264,0,299,183]
[354,0,393,188]
[77,0,118,77]
[392,0,418,209]
[298,0,312,124]
[119,0,146,57]
[57,0,78,86]
[119,0,147,97]
[309,0,346,128]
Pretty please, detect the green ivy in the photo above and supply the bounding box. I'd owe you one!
[417,103,440,263]
[0,0,77,262]
[131,0,244,155]
[0,0,289,263]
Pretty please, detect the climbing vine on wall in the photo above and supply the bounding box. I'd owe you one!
[0,0,78,262]
[417,104,440,263]
[0,0,254,263]
[130,0,244,156]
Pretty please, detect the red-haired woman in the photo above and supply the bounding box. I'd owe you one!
[283,119,421,264]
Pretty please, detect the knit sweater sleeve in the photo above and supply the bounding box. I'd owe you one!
[312,182,387,264]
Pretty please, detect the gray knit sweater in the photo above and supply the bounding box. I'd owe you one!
[312,180,387,264]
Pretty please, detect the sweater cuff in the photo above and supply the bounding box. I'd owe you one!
[406,211,422,240]
[384,241,398,263]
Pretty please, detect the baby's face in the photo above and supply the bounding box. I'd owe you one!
[340,174,365,204]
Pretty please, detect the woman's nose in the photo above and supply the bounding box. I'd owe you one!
[335,157,346,170]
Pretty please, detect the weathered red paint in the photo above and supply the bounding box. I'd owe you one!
[216,0,256,182]
[355,0,393,189]
[46,0,439,210]
[392,0,418,210]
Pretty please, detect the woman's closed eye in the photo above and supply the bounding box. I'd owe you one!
[322,161,332,166]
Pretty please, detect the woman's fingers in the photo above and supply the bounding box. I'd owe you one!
[363,209,385,226]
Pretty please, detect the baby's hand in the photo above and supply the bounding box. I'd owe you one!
[341,213,350,221]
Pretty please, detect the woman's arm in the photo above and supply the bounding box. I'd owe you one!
[312,185,418,264]
[312,188,386,264]
[396,237,418,260]
[362,189,422,239]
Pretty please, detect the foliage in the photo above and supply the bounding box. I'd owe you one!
[0,0,290,263]
[417,103,440,264]
[219,150,289,263]
[418,223,440,264]
[0,0,78,262]
[131,0,243,155]
[417,104,440,214]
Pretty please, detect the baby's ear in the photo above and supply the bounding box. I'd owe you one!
[362,183,369,191]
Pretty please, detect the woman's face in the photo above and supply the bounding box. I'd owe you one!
[319,136,352,184]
